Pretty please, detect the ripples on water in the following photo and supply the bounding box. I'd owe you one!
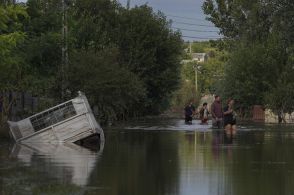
[1,119,294,195]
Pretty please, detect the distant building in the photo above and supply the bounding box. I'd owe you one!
[181,53,208,64]
[191,53,208,63]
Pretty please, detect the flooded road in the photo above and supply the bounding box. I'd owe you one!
[1,118,294,195]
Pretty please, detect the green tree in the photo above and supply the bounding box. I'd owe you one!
[71,2,183,114]
[202,0,275,41]
[191,41,210,53]
[0,0,183,125]
[0,4,28,90]
[23,0,62,98]
[181,41,227,94]
[264,44,294,119]
[117,5,183,113]
[203,0,294,118]
[0,3,29,123]
[68,49,146,124]
[71,0,120,51]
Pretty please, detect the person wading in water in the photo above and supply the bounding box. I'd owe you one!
[184,101,195,125]
[223,98,237,136]
[211,95,223,128]
[199,102,209,125]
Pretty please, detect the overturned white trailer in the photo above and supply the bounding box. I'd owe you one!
[8,92,104,143]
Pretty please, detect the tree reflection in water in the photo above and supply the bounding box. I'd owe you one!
[1,120,294,195]
[88,131,180,195]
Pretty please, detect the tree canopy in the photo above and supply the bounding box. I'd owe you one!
[0,0,183,124]
[203,0,294,117]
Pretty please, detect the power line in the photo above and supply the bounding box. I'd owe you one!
[173,21,215,28]
[172,27,219,33]
[182,35,223,40]
[167,14,207,21]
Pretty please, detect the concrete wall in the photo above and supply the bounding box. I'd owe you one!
[265,109,294,123]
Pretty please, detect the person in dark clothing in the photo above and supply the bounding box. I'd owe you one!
[199,102,209,124]
[184,101,195,124]
[211,95,223,128]
[223,98,237,135]
[0,96,3,113]
[0,96,3,122]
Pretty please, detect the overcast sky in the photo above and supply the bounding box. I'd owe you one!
[17,0,221,41]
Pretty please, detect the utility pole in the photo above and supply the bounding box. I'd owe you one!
[194,64,198,93]
[61,0,69,100]
[190,42,197,93]
[127,0,130,9]
[189,42,192,54]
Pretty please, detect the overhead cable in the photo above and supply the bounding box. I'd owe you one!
[167,14,207,21]
[172,27,219,33]
[181,35,223,40]
[173,21,215,28]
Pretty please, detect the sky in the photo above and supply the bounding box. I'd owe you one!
[18,0,221,41]
[118,0,221,41]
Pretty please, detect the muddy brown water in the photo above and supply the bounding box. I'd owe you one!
[1,118,294,195]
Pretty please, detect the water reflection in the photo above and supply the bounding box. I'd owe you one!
[86,131,181,195]
[2,119,294,194]
[125,119,212,131]
[10,141,103,186]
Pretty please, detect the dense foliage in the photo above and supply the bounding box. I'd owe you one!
[203,0,294,118]
[0,0,183,124]
[0,4,28,90]
[171,41,227,109]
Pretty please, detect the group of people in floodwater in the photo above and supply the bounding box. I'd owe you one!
[184,95,237,135]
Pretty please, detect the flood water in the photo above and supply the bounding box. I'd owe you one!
[1,118,294,195]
